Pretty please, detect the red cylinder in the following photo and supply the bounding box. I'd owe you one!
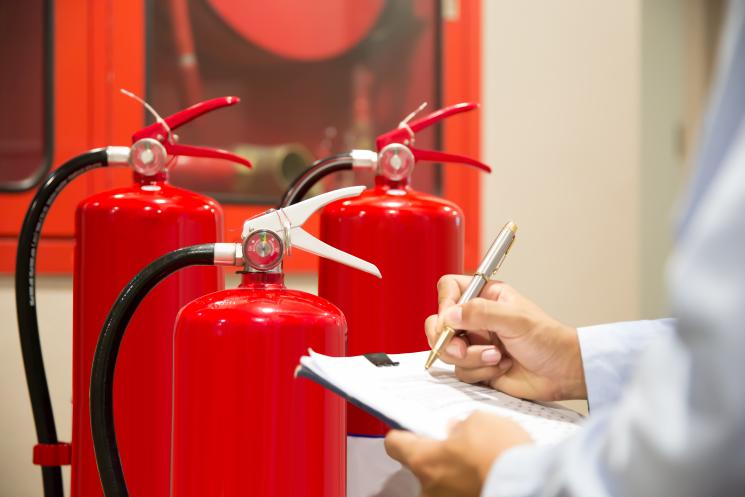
[72,172,223,497]
[319,175,464,436]
[171,272,346,497]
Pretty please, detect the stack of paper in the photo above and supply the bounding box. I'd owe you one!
[297,350,583,445]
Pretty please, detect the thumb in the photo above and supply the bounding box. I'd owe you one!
[384,430,425,465]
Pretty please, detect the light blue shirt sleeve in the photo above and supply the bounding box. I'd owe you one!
[577,319,675,411]
[482,3,745,495]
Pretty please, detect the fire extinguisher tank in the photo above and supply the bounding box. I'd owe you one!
[69,96,251,497]
[319,176,463,436]
[89,186,379,497]
[171,272,346,497]
[72,176,223,497]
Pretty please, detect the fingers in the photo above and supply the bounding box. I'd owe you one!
[425,306,514,383]
[425,314,501,366]
[424,314,440,348]
[437,276,511,314]
[444,336,469,360]
[451,344,503,368]
[384,430,417,463]
[384,430,434,466]
[436,275,472,313]
[455,358,513,384]
[425,313,488,350]
[445,298,526,337]
[480,280,509,302]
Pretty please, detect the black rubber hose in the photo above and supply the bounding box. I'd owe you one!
[279,154,353,207]
[90,244,216,497]
[15,148,109,497]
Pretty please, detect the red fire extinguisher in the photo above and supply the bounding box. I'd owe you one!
[282,102,490,438]
[88,186,380,497]
[279,103,490,496]
[15,95,250,497]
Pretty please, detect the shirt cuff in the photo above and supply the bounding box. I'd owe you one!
[577,319,675,411]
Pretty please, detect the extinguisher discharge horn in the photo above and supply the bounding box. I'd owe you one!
[242,186,382,277]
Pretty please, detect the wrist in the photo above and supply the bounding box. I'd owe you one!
[557,326,587,400]
[477,457,497,486]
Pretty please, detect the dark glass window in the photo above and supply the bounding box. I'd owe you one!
[0,0,52,191]
[148,0,441,204]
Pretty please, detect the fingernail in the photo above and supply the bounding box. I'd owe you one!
[481,348,500,364]
[498,358,513,370]
[444,305,462,325]
[446,342,465,359]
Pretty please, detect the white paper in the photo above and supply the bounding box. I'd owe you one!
[301,350,582,445]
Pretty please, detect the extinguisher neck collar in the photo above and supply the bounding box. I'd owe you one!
[375,174,409,190]
[239,271,285,288]
[133,170,168,185]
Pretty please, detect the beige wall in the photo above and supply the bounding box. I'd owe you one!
[640,0,686,318]
[1,277,73,497]
[481,0,644,327]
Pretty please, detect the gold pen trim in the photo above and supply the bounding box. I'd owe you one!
[424,326,456,369]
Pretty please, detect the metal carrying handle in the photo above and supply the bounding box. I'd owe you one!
[374,102,491,173]
[128,94,252,168]
[241,186,382,278]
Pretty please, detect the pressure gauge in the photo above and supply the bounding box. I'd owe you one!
[243,230,284,271]
[377,143,415,181]
[130,138,168,176]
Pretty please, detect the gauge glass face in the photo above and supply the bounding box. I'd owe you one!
[131,138,167,176]
[244,230,283,270]
[379,143,415,181]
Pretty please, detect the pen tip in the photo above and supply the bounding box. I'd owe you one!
[507,221,517,234]
[424,351,437,369]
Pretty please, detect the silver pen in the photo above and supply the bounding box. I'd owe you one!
[424,221,518,369]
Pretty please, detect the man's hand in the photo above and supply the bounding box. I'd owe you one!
[427,276,587,401]
[384,412,532,497]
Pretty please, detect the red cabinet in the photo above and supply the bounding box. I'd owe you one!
[0,0,482,273]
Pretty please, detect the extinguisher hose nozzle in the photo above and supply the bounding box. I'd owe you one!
[89,244,216,497]
[15,148,109,497]
[279,153,353,208]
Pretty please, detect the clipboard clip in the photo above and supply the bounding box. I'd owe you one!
[364,353,400,367]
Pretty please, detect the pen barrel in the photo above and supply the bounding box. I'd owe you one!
[476,226,515,279]
[427,222,517,369]
[455,221,516,308]
[458,276,486,304]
